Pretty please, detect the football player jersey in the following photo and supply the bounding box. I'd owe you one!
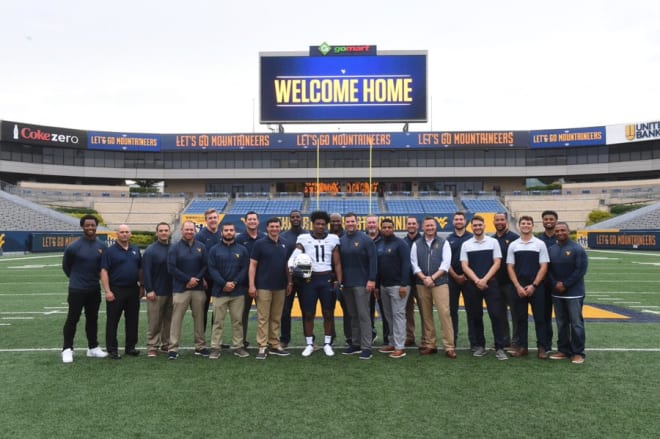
[296,232,340,272]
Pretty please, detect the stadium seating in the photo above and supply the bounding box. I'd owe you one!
[0,190,82,231]
[461,198,506,212]
[184,199,229,214]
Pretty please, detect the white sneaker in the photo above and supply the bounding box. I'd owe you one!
[86,346,109,358]
[62,348,73,363]
[302,344,314,357]
[323,343,335,357]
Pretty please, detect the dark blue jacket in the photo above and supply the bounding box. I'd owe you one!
[208,240,249,297]
[142,240,173,296]
[376,235,410,287]
[62,237,105,292]
[339,231,377,288]
[167,239,207,293]
[548,240,588,298]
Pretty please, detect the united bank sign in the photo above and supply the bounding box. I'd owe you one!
[259,48,427,124]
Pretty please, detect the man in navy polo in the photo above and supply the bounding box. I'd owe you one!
[237,211,265,348]
[492,212,520,351]
[248,217,293,360]
[167,221,208,359]
[460,215,507,360]
[447,211,475,350]
[539,210,559,355]
[101,224,143,360]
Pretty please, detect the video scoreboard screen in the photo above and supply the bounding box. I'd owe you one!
[260,51,427,124]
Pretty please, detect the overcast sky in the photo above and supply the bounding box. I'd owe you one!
[1,0,659,134]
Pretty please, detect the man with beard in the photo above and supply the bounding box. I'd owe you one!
[492,212,520,351]
[61,214,108,363]
[207,222,250,359]
[538,210,558,356]
[402,216,423,347]
[366,214,388,345]
[548,222,588,364]
[280,209,308,348]
[447,212,474,350]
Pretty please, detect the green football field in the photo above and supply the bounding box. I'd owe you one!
[0,250,659,438]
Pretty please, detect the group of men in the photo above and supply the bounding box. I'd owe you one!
[61,208,587,364]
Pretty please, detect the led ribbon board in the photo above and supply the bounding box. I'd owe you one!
[260,51,427,123]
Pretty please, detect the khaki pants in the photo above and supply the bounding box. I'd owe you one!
[416,284,454,350]
[169,290,207,352]
[210,295,245,350]
[255,289,285,349]
[146,295,173,350]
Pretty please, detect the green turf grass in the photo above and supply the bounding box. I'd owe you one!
[0,250,659,438]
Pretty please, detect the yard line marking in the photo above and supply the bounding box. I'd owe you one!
[1,317,34,320]
[642,310,660,315]
[630,305,659,308]
[0,255,62,262]
[589,250,660,257]
[8,264,61,269]
[2,347,660,353]
[632,262,660,266]
[609,301,641,304]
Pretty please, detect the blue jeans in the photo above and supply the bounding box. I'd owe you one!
[552,297,585,357]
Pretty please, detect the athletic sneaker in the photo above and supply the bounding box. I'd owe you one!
[323,343,335,357]
[209,349,220,360]
[473,346,488,357]
[255,348,267,360]
[342,345,362,355]
[86,346,108,358]
[302,344,315,357]
[167,351,179,360]
[269,347,291,357]
[359,349,373,360]
[61,348,73,364]
[194,348,210,357]
[495,349,508,361]
[232,348,250,358]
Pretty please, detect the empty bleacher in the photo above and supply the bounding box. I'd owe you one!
[184,199,229,214]
[504,193,605,232]
[461,198,506,212]
[94,197,185,231]
[586,201,660,230]
[0,190,83,231]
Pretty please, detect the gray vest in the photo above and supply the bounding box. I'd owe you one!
[415,236,448,286]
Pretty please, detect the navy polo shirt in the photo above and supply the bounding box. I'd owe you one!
[101,243,142,287]
[196,227,221,253]
[460,235,502,278]
[506,237,550,285]
[237,231,266,257]
[339,231,377,288]
[251,236,292,290]
[167,238,207,293]
[492,230,519,285]
[447,231,473,275]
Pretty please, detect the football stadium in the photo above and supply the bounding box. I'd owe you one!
[1,49,660,438]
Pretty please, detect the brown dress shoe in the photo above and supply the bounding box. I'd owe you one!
[537,347,549,360]
[389,349,407,359]
[378,345,395,354]
[510,347,529,357]
[405,339,416,347]
[445,350,457,359]
[419,347,438,355]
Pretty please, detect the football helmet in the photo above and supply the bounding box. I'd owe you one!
[292,253,313,279]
